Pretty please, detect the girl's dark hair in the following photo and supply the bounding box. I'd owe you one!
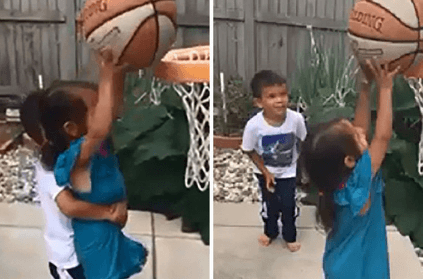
[250,70,287,99]
[300,118,362,233]
[23,80,98,170]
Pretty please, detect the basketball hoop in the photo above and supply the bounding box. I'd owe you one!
[404,61,423,175]
[154,45,210,192]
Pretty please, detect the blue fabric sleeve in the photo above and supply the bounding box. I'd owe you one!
[54,137,85,186]
[333,150,372,216]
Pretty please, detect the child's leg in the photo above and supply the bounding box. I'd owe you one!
[276,177,301,251]
[66,265,86,279]
[256,174,280,245]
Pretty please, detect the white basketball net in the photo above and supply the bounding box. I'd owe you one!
[173,83,210,192]
[140,79,210,192]
[406,77,423,175]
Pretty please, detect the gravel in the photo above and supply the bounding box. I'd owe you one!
[0,145,39,204]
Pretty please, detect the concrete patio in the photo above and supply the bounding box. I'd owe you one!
[214,202,422,279]
[0,203,209,279]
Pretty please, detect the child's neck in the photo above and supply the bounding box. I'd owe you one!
[263,111,286,127]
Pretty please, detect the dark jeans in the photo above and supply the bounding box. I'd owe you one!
[49,262,86,279]
[256,174,299,243]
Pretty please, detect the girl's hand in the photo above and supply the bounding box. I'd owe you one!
[366,59,401,92]
[97,47,137,74]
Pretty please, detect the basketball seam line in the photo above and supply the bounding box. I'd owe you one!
[84,0,172,39]
[348,29,421,43]
[362,1,423,31]
[411,0,420,65]
[150,1,160,65]
[116,14,158,65]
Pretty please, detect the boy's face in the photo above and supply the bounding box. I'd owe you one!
[256,84,289,119]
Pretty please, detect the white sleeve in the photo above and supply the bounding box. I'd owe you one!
[241,119,259,152]
[43,172,67,201]
[296,113,307,141]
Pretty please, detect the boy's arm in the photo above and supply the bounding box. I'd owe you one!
[241,119,275,190]
[55,188,127,227]
[244,150,275,190]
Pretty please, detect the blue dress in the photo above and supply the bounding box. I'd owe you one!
[54,137,147,279]
[323,150,390,279]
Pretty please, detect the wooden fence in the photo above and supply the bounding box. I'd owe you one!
[214,0,357,86]
[0,0,209,96]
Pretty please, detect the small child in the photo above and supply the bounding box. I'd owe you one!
[33,50,147,279]
[21,88,127,279]
[242,70,307,252]
[301,60,400,278]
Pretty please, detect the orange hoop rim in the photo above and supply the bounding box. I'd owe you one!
[154,45,210,84]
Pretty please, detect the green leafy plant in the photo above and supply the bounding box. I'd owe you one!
[213,75,254,135]
[293,27,423,248]
[112,73,209,245]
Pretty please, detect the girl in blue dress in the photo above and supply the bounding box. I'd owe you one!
[37,50,147,279]
[300,59,400,279]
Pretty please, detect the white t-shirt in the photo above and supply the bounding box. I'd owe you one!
[34,161,79,269]
[242,109,307,178]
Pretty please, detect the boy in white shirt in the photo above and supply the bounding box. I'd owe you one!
[21,86,127,279]
[242,70,307,252]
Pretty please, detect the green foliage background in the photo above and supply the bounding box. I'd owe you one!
[112,74,209,245]
[291,29,423,248]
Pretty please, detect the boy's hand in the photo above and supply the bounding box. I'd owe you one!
[263,170,275,193]
[108,200,128,228]
[366,59,400,92]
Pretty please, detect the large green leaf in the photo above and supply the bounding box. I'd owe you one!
[132,110,189,164]
[385,178,423,247]
[308,106,355,125]
[113,105,169,151]
[398,141,423,189]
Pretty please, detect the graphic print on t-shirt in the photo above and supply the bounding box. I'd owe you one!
[261,133,295,167]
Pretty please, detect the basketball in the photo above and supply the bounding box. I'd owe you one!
[80,0,177,69]
[348,0,423,74]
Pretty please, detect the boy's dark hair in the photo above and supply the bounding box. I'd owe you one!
[20,91,45,146]
[300,118,362,233]
[250,70,287,98]
[21,80,98,170]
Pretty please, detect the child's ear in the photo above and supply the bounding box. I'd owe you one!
[254,98,263,108]
[344,155,356,168]
[63,121,79,138]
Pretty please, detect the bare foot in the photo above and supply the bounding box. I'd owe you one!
[286,241,301,252]
[258,234,272,247]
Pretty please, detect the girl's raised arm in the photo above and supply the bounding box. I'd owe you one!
[77,50,122,168]
[367,61,400,173]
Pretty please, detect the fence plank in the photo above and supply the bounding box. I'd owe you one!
[307,0,316,17]
[5,24,17,86]
[297,0,307,17]
[217,21,228,79]
[244,0,255,84]
[227,22,237,76]
[325,0,335,19]
[334,0,344,21]
[0,25,11,85]
[287,0,296,16]
[236,22,245,80]
[316,0,325,18]
[279,0,288,16]
[257,23,269,72]
[57,0,76,80]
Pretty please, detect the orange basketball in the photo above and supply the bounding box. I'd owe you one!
[80,0,177,68]
[348,0,423,74]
